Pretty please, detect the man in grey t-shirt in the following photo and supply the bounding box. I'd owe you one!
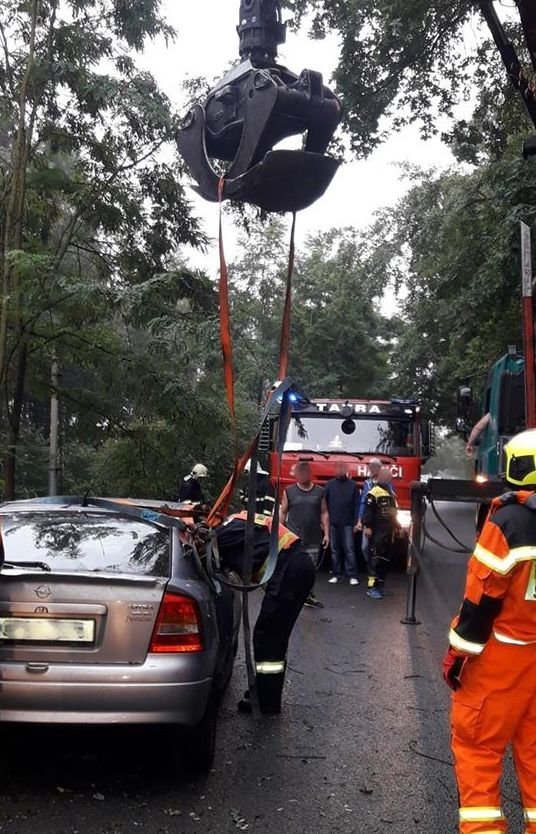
[280,461,329,608]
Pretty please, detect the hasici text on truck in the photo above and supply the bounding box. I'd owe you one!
[266,398,435,535]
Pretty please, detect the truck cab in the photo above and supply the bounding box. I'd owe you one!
[472,352,525,478]
[270,398,433,515]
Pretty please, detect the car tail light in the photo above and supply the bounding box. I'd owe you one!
[149,592,204,653]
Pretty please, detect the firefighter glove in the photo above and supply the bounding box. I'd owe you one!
[442,647,466,691]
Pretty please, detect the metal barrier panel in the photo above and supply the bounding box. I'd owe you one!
[401,479,505,625]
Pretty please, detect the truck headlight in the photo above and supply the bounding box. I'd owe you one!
[397,510,412,529]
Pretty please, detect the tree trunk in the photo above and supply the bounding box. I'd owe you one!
[0,0,39,388]
[0,0,39,500]
[48,356,60,496]
[4,341,28,501]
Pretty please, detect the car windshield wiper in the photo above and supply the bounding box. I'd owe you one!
[2,561,51,572]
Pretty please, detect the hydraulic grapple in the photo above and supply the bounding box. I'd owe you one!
[177,0,343,212]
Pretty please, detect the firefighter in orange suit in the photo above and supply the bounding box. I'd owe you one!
[216,511,315,715]
[443,429,536,834]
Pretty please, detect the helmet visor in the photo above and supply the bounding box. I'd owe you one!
[508,454,536,483]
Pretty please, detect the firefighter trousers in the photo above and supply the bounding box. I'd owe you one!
[368,526,395,587]
[451,635,536,834]
[253,542,315,713]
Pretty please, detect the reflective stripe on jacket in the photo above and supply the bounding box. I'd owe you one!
[450,490,536,654]
[230,512,299,552]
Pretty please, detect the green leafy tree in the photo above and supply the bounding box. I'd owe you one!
[284,1,532,155]
[0,0,204,496]
[230,221,394,402]
[291,229,392,397]
[364,154,536,422]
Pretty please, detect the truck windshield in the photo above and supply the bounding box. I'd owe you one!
[285,416,416,456]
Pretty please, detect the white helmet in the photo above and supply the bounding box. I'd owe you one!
[191,463,208,479]
[244,459,269,475]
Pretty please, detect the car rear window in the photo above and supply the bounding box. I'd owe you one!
[0,513,170,577]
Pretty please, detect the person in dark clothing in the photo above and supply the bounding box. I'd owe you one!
[216,512,315,715]
[178,463,208,503]
[324,461,360,584]
[362,467,398,599]
[357,459,395,576]
[280,461,329,608]
[240,461,276,517]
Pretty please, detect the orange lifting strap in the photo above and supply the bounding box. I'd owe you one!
[207,177,296,528]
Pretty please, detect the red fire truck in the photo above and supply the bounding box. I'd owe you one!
[270,398,435,530]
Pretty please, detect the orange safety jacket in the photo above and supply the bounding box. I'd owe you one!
[230,511,300,552]
[449,490,536,655]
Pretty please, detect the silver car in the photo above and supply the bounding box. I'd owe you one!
[0,497,241,771]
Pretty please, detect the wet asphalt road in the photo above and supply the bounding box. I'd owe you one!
[0,503,526,834]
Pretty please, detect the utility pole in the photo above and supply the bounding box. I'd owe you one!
[48,357,61,496]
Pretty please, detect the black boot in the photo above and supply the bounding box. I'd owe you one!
[237,669,286,715]
[256,670,285,715]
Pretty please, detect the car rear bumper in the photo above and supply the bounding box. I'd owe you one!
[0,659,213,725]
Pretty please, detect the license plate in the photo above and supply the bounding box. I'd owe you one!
[0,617,95,643]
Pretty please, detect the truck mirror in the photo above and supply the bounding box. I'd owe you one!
[457,385,473,419]
[421,421,436,459]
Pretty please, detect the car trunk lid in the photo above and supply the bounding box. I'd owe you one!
[0,572,168,665]
[0,511,172,665]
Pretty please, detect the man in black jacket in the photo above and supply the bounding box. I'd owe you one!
[324,462,360,585]
[216,512,315,715]
[362,467,398,599]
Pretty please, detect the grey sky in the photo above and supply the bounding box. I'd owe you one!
[139,1,488,283]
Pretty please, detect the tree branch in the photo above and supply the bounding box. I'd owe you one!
[0,17,15,98]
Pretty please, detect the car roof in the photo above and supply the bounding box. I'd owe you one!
[0,497,188,516]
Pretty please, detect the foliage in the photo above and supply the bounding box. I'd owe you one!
[444,26,533,165]
[0,0,204,497]
[283,1,533,156]
[230,220,394,403]
[2,0,535,503]
[363,148,536,423]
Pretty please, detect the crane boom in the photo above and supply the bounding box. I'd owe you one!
[476,0,536,130]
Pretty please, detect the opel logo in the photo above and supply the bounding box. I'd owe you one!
[35,585,51,600]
